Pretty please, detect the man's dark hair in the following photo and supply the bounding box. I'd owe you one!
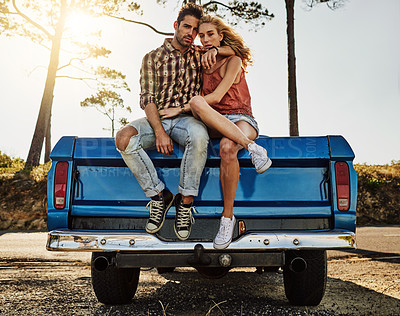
[177,3,203,25]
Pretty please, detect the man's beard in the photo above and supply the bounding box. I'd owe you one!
[177,35,192,48]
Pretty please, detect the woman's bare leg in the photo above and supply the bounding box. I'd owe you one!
[219,137,240,219]
[219,121,258,219]
[189,96,254,150]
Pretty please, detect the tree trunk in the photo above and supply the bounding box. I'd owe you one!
[111,106,115,137]
[44,107,52,163]
[285,0,299,136]
[25,0,67,167]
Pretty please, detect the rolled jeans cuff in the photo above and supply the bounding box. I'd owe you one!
[144,182,165,198]
[179,186,199,197]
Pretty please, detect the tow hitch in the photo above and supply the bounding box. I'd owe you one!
[187,244,211,266]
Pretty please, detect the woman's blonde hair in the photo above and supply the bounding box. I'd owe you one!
[199,15,253,69]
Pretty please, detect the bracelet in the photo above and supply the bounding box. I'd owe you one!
[180,104,185,113]
[210,46,219,54]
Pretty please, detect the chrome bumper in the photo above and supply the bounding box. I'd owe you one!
[47,230,356,252]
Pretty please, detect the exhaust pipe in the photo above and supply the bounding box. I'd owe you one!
[93,256,111,272]
[289,257,307,273]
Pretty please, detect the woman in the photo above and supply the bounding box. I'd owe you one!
[159,15,271,249]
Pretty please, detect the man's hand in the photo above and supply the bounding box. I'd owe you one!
[159,107,182,120]
[155,129,174,156]
[202,48,218,69]
[144,102,173,156]
[193,45,206,53]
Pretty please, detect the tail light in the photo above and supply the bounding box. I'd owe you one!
[335,162,350,211]
[54,162,69,209]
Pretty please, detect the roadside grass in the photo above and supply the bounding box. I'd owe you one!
[0,151,51,181]
[354,161,400,225]
[0,152,51,230]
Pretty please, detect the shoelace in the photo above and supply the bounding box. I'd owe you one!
[176,205,197,228]
[249,146,267,167]
[216,219,231,239]
[146,199,164,222]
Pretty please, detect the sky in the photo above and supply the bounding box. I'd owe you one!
[0,0,399,165]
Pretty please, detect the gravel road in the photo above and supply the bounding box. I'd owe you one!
[0,229,399,315]
[0,258,399,315]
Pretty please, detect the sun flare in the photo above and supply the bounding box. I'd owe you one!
[65,11,100,41]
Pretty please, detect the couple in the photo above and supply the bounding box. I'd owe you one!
[115,3,271,249]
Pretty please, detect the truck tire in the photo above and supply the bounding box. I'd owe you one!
[196,267,230,279]
[283,250,327,306]
[91,252,140,305]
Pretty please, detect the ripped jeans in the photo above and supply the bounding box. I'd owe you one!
[118,114,209,197]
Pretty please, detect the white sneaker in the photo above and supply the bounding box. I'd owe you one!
[213,216,236,249]
[247,143,272,174]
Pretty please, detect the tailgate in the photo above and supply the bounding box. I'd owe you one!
[71,136,331,219]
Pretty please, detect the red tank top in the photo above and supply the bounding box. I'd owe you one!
[202,57,253,117]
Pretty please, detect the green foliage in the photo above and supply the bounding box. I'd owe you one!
[96,67,130,91]
[203,1,274,29]
[303,0,346,10]
[355,161,400,225]
[81,89,124,109]
[169,1,273,30]
[119,117,130,126]
[30,161,52,182]
[0,151,51,181]
[0,151,24,170]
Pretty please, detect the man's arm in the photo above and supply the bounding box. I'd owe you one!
[202,45,235,69]
[144,103,174,156]
[219,46,235,57]
[140,53,173,156]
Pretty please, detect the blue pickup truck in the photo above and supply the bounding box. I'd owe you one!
[46,135,357,306]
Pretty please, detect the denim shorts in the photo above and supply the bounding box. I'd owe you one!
[223,114,259,137]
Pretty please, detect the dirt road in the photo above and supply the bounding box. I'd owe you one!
[0,227,399,315]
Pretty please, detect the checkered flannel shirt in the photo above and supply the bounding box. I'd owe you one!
[140,38,202,111]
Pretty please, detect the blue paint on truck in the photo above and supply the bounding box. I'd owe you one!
[46,135,357,306]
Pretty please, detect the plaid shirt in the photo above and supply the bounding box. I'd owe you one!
[140,38,202,110]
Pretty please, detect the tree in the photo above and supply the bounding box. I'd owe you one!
[285,0,346,136]
[81,68,131,137]
[0,0,139,167]
[1,0,273,166]
[81,89,128,137]
[285,0,299,136]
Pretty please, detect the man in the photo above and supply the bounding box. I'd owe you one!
[115,3,232,240]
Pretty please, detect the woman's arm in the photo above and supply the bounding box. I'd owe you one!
[159,55,242,120]
[203,56,242,105]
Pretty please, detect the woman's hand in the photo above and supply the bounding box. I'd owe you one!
[159,107,182,120]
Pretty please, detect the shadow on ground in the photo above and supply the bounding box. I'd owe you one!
[1,261,399,315]
[94,267,400,315]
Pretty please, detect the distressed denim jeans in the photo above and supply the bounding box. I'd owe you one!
[118,114,209,197]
